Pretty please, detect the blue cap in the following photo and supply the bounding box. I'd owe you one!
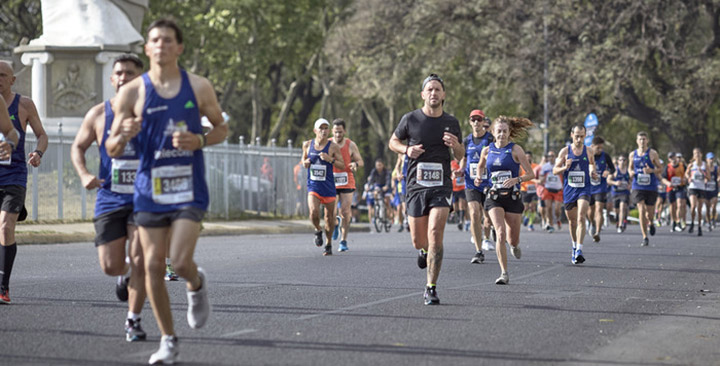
[707,152,715,160]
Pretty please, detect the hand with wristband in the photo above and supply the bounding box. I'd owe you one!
[28,149,44,167]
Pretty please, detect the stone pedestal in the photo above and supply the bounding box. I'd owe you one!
[13,45,137,137]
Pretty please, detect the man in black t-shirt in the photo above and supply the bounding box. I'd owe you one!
[388,74,464,305]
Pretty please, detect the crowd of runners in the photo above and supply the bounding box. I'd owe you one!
[0,17,718,365]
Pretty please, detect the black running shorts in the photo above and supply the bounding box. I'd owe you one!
[589,192,607,205]
[0,185,26,214]
[134,206,205,228]
[521,192,538,204]
[465,188,486,204]
[406,188,452,217]
[688,188,705,197]
[631,190,658,206]
[93,206,134,247]
[452,190,466,203]
[564,195,590,211]
[613,193,629,208]
[484,193,524,214]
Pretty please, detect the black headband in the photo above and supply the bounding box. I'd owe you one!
[422,73,444,91]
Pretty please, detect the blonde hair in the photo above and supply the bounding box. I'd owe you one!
[492,116,534,141]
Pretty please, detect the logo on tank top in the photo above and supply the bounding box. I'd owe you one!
[473,152,480,160]
[147,105,168,114]
[493,158,501,166]
[184,100,195,109]
[9,115,15,121]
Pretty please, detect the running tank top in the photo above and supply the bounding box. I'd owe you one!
[590,152,609,195]
[563,145,591,203]
[464,133,492,191]
[401,155,408,195]
[451,160,465,192]
[631,149,658,191]
[707,165,718,193]
[688,161,707,190]
[333,138,355,190]
[0,94,27,186]
[486,142,519,191]
[95,100,140,216]
[306,140,336,197]
[612,170,630,194]
[134,69,209,213]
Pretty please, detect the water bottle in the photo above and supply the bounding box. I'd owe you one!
[0,132,10,165]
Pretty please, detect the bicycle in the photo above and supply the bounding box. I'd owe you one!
[372,188,392,233]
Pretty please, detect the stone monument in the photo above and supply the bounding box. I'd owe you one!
[14,0,148,137]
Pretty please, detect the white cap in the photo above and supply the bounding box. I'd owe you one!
[314,118,329,130]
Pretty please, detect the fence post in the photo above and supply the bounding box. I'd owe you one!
[32,165,38,220]
[223,140,229,219]
[57,122,63,220]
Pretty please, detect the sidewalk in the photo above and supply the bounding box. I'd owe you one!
[16,219,370,245]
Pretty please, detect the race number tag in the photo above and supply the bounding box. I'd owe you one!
[568,171,585,188]
[491,170,512,189]
[657,184,666,193]
[545,175,562,190]
[110,159,139,194]
[671,176,681,186]
[707,181,717,191]
[469,163,479,179]
[151,164,193,205]
[693,172,704,184]
[617,181,628,191]
[526,184,536,194]
[334,172,348,186]
[455,176,464,186]
[637,173,651,186]
[416,162,443,187]
[310,164,327,181]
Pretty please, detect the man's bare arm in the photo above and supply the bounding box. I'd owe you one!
[72,104,104,189]
[23,97,48,167]
[106,78,142,157]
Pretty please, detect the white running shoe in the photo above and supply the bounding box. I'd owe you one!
[149,335,178,365]
[495,272,509,285]
[481,239,495,251]
[187,268,212,329]
[510,244,522,259]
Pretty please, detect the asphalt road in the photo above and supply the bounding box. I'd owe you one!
[2,222,720,366]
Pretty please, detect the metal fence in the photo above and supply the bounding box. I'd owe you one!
[23,133,307,221]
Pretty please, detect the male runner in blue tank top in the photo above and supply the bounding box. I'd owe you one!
[553,125,598,265]
[301,118,344,256]
[105,19,229,364]
[628,131,663,247]
[71,54,148,341]
[389,73,464,305]
[0,61,47,305]
[588,136,615,243]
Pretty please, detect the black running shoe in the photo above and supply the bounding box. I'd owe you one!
[457,223,463,231]
[689,223,694,234]
[125,318,147,342]
[642,237,649,246]
[322,244,332,256]
[398,225,404,232]
[698,226,702,237]
[423,286,440,305]
[649,224,656,236]
[417,250,427,269]
[592,232,600,243]
[314,231,323,247]
[470,251,485,264]
[116,275,129,302]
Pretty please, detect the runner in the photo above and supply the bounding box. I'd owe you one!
[705,152,718,230]
[302,118,344,255]
[331,118,363,251]
[71,54,147,339]
[388,73,463,305]
[520,151,539,231]
[393,153,409,232]
[365,158,392,227]
[654,167,668,227]
[685,148,708,236]
[661,152,687,232]
[588,136,614,242]
[458,110,495,262]
[0,61,47,305]
[474,116,534,284]
[451,159,467,231]
[105,19,229,364]
[607,155,630,233]
[553,125,598,264]
[628,131,663,246]
[538,150,563,233]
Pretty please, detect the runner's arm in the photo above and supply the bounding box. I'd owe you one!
[552,147,568,176]
[193,75,228,147]
[106,79,141,157]
[23,97,48,167]
[349,141,364,170]
[0,98,18,155]
[72,104,103,189]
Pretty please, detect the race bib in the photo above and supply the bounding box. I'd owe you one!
[110,159,139,194]
[568,171,585,188]
[491,170,512,189]
[310,164,327,182]
[526,184,536,194]
[545,175,562,190]
[455,176,464,186]
[416,162,443,187]
[671,176,681,186]
[469,163,479,179]
[617,181,628,191]
[334,172,348,186]
[637,173,651,186]
[151,164,193,205]
[657,184,666,193]
[590,176,601,186]
[707,181,717,191]
[693,172,705,183]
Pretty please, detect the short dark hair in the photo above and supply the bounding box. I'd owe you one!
[147,18,183,44]
[332,118,346,130]
[112,54,143,70]
[570,124,585,133]
[591,136,604,145]
[637,131,648,138]
[375,158,384,165]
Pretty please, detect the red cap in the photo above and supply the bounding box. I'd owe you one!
[469,110,485,118]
